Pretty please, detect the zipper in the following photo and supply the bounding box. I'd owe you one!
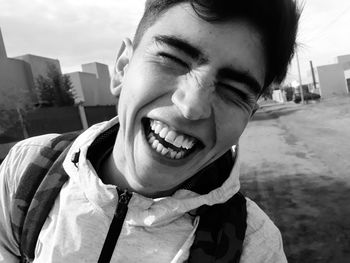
[98,188,132,263]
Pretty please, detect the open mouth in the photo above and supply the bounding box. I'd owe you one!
[142,118,203,160]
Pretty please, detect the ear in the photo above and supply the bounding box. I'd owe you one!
[110,38,133,98]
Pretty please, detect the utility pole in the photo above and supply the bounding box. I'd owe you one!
[296,51,304,104]
[309,60,317,91]
[16,106,29,139]
[78,102,89,130]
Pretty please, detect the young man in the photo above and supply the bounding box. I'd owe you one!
[0,0,299,262]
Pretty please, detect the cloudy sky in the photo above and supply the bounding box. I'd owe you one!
[1,0,350,85]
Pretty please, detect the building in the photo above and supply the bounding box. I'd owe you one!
[15,54,62,80]
[66,62,115,106]
[305,54,350,99]
[336,55,350,92]
[0,28,115,108]
[0,28,37,108]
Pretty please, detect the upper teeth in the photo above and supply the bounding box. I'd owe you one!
[150,120,195,150]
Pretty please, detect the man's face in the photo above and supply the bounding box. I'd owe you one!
[112,3,266,196]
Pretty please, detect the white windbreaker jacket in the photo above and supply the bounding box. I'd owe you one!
[0,117,287,263]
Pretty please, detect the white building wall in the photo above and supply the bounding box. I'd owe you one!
[66,72,85,104]
[67,71,102,106]
[81,62,115,105]
[336,54,350,66]
[317,64,348,98]
[272,90,285,103]
[67,62,115,106]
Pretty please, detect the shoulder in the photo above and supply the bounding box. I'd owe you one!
[240,197,287,263]
[0,134,60,193]
[10,134,60,150]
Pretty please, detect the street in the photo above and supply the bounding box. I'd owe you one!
[239,97,350,263]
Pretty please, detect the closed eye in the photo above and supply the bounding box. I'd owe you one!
[158,52,189,69]
[217,82,256,107]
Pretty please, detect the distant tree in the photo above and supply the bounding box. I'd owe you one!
[0,86,32,137]
[35,75,55,106]
[35,64,76,106]
[61,74,76,105]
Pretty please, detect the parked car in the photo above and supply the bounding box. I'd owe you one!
[294,92,321,103]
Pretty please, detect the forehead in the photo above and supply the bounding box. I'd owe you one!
[135,3,266,87]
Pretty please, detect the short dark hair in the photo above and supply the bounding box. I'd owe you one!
[133,0,301,91]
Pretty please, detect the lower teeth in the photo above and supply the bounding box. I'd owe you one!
[147,134,185,160]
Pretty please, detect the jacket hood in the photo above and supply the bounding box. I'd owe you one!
[63,116,241,225]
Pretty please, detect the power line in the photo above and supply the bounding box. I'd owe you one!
[304,4,350,42]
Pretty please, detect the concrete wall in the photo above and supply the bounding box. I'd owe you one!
[337,55,350,65]
[336,55,350,72]
[84,106,116,126]
[0,106,116,142]
[67,62,115,106]
[82,62,114,105]
[15,54,61,80]
[66,72,86,103]
[26,106,83,136]
[0,28,64,109]
[272,90,285,103]
[317,64,349,98]
[0,105,116,161]
[66,71,100,106]
[0,29,37,108]
[79,72,100,105]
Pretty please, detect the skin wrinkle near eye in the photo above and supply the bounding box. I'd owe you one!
[153,34,262,105]
[152,34,261,109]
[217,67,262,96]
[183,64,255,114]
[190,69,215,92]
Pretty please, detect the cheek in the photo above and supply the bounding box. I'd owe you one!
[214,105,250,148]
[122,64,178,106]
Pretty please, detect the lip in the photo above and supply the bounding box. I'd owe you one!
[144,117,205,148]
[140,117,203,167]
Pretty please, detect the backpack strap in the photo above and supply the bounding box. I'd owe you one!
[10,131,80,263]
[188,193,247,263]
[186,149,247,263]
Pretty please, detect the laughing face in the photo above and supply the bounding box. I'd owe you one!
[109,3,266,197]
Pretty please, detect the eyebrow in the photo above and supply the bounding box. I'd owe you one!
[153,35,262,94]
[153,35,208,64]
[218,67,262,95]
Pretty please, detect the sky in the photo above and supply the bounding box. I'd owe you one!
[1,0,350,85]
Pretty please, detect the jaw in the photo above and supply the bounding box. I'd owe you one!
[115,113,213,193]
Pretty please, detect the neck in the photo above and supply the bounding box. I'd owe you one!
[99,150,179,198]
[99,150,130,190]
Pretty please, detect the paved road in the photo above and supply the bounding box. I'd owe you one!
[239,98,350,263]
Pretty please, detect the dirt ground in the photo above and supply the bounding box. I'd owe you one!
[239,96,350,263]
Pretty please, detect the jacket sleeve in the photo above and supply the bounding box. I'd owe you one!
[240,198,288,263]
[0,135,59,263]
[0,146,21,262]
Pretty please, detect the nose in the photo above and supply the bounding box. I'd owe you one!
[171,77,213,120]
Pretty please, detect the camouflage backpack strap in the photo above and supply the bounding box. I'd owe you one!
[187,149,247,263]
[10,131,80,263]
[188,193,247,263]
